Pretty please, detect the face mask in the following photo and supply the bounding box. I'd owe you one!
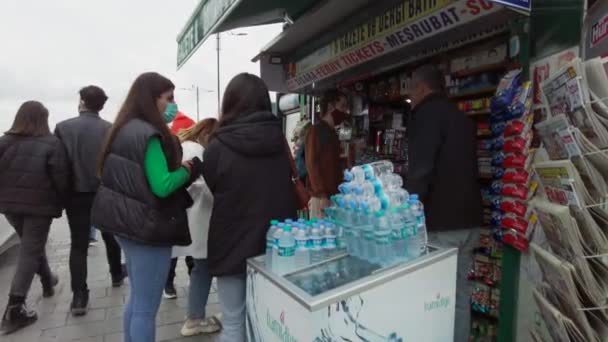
[163,102,178,123]
[331,109,347,126]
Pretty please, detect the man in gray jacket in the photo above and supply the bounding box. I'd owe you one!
[405,65,483,342]
[55,86,125,317]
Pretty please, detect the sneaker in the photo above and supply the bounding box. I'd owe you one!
[180,316,222,337]
[42,273,59,298]
[70,291,89,317]
[1,304,38,335]
[88,239,98,247]
[163,284,177,299]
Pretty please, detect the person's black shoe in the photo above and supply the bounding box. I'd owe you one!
[70,291,89,317]
[1,303,38,335]
[42,273,59,298]
[163,283,177,299]
[111,265,128,288]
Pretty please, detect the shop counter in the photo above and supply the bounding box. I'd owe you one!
[246,247,458,342]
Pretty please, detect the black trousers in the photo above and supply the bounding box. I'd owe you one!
[66,193,122,292]
[166,256,194,286]
[5,214,53,299]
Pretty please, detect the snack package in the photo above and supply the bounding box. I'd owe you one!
[506,81,532,120]
[503,136,531,154]
[471,284,492,314]
[502,230,529,252]
[491,121,507,137]
[490,211,503,226]
[500,198,528,217]
[490,288,501,317]
[492,262,502,285]
[501,168,531,185]
[492,137,505,151]
[503,113,534,138]
[492,167,505,180]
[491,69,522,113]
[500,214,529,235]
[503,153,531,169]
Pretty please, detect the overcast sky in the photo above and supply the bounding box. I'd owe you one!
[0,0,281,131]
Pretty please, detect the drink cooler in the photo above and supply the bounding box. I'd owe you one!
[246,246,458,341]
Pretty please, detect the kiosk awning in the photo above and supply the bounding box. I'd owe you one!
[176,0,320,68]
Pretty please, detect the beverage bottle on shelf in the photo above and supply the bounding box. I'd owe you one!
[323,224,338,257]
[277,225,296,275]
[266,220,279,266]
[360,209,376,263]
[294,229,310,269]
[285,219,294,225]
[409,194,428,256]
[380,173,404,191]
[310,227,324,264]
[373,211,394,266]
[272,223,284,271]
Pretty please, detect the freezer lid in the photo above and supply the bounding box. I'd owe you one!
[247,246,458,311]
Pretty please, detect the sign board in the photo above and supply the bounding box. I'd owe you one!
[176,0,241,68]
[584,0,608,60]
[294,0,452,76]
[489,0,531,13]
[286,0,503,91]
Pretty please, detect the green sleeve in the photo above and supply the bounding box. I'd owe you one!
[144,137,189,198]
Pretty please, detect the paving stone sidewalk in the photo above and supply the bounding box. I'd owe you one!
[0,217,220,342]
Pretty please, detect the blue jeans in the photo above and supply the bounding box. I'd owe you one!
[89,226,97,241]
[217,274,246,342]
[188,259,212,319]
[117,237,172,342]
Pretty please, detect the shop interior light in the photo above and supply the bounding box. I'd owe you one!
[405,98,412,103]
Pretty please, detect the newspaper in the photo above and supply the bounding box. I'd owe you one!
[534,160,608,257]
[533,288,588,342]
[531,199,608,311]
[531,244,603,342]
[542,58,608,148]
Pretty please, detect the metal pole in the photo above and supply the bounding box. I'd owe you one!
[216,33,221,114]
[195,86,200,121]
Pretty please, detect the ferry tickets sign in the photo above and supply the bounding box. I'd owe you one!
[286,0,502,91]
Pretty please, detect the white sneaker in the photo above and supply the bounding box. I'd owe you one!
[180,316,222,336]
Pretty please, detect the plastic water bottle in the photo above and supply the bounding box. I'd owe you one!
[294,229,310,269]
[410,194,428,256]
[324,224,337,257]
[277,225,296,275]
[360,210,376,262]
[266,220,279,265]
[310,227,324,264]
[388,208,407,262]
[363,160,394,178]
[374,211,393,266]
[272,224,284,273]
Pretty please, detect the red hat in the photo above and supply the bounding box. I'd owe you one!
[170,112,195,135]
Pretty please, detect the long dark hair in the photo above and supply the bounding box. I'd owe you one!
[6,101,51,137]
[218,73,272,127]
[97,72,178,175]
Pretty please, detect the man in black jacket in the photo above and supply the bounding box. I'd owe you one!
[405,65,482,342]
[55,86,125,317]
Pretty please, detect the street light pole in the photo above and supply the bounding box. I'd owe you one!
[216,33,221,114]
[195,86,200,121]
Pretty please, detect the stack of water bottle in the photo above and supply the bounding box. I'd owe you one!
[329,160,428,267]
[265,217,342,275]
[264,160,428,275]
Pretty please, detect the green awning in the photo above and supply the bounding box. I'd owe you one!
[176,0,319,68]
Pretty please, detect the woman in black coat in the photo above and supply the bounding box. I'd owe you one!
[202,73,297,342]
[0,101,70,335]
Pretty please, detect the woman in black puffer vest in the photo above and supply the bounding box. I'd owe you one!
[0,101,70,335]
